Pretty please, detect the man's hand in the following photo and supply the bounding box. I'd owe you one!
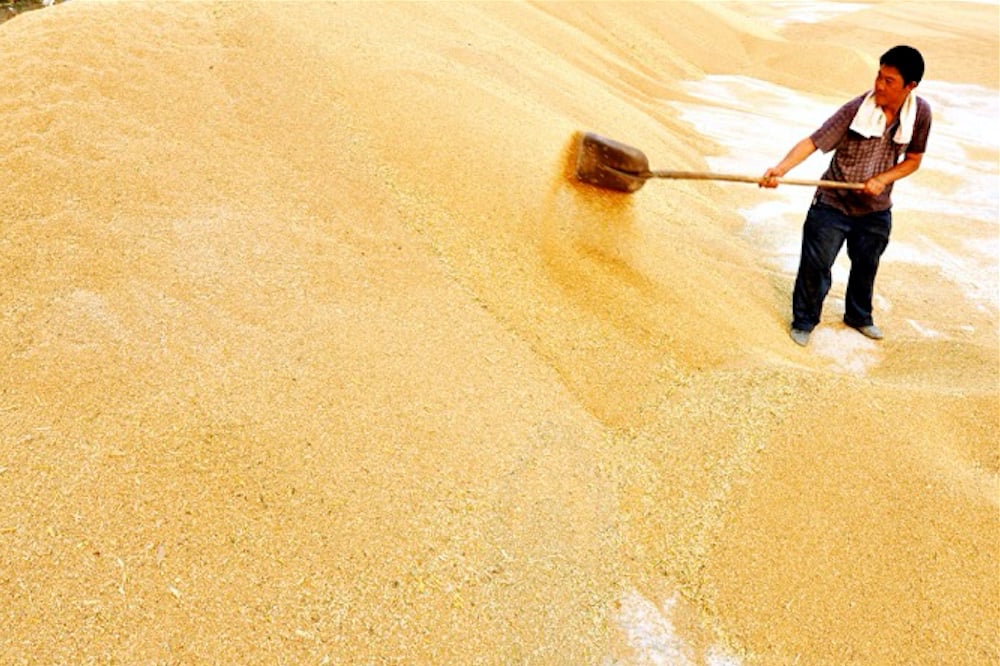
[759,167,784,188]
[863,154,921,196]
[864,176,888,196]
[761,137,818,188]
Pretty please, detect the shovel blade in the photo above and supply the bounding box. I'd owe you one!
[574,132,650,193]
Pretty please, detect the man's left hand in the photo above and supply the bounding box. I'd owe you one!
[864,176,888,196]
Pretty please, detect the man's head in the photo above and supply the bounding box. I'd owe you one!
[881,45,925,86]
[874,45,923,111]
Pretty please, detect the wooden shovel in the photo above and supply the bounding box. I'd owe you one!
[574,131,865,193]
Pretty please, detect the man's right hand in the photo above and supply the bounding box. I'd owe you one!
[760,138,818,188]
[759,167,784,188]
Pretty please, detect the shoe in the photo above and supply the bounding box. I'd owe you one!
[849,323,883,340]
[790,328,811,347]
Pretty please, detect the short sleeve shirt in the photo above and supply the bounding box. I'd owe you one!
[811,92,932,216]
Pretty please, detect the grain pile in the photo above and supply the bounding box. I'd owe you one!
[1,2,996,664]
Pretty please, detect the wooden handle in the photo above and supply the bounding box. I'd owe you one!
[649,170,866,190]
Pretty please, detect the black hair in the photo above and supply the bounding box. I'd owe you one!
[881,45,925,85]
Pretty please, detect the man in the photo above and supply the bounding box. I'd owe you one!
[761,45,931,347]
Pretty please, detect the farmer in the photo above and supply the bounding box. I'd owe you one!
[761,45,931,347]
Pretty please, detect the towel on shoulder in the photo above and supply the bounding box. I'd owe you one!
[849,90,919,144]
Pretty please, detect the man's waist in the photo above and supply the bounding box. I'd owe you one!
[814,188,891,217]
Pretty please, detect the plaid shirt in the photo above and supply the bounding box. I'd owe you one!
[811,92,932,216]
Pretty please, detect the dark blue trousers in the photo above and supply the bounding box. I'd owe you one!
[792,203,892,332]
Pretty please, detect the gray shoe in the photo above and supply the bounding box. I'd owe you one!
[790,328,811,347]
[851,323,884,340]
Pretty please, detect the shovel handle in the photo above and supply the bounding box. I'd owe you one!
[649,170,866,190]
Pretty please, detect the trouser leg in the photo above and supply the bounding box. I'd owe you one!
[843,209,892,328]
[792,205,848,332]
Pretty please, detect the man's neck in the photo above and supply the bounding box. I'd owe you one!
[881,92,911,123]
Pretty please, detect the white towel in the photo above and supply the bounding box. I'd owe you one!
[849,90,918,144]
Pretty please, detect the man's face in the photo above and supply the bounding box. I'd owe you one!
[873,64,918,110]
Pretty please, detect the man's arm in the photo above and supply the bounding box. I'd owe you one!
[760,137,817,188]
[863,152,923,196]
